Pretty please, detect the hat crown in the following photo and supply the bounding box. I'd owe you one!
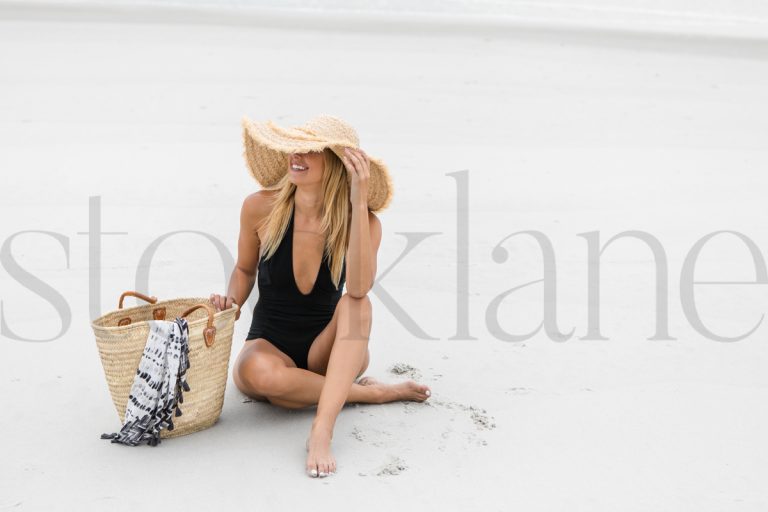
[297,115,360,147]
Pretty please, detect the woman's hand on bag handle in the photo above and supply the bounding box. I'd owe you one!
[210,293,240,321]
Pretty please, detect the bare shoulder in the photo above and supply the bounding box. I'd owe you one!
[243,189,277,214]
[243,189,278,217]
[242,189,278,236]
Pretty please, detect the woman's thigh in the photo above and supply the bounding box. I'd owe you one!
[233,337,296,401]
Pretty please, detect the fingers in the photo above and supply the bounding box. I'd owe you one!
[343,148,369,178]
[209,293,233,312]
[344,148,369,179]
[344,148,362,170]
[341,148,358,177]
[357,149,371,178]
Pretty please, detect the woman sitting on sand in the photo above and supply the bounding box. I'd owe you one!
[210,115,431,479]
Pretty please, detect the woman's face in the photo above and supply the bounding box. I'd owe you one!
[289,150,325,186]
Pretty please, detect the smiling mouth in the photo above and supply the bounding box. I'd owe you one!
[291,164,308,172]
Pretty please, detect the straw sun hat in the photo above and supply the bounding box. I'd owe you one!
[241,115,393,213]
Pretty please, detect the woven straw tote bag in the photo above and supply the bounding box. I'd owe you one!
[91,291,239,439]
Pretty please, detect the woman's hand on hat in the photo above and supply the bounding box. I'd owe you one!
[341,147,370,209]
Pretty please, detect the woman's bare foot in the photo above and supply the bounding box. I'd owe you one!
[304,377,430,477]
[383,380,431,402]
[305,423,336,478]
[359,375,431,402]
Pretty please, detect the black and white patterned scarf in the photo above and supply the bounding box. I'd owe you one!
[101,317,191,447]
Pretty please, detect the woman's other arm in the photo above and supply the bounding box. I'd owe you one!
[211,191,266,320]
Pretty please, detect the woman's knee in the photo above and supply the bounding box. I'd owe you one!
[341,293,372,309]
[235,353,286,397]
[339,293,373,327]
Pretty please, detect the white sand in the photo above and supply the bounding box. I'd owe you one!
[1,3,767,510]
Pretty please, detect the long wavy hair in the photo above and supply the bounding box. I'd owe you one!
[257,148,352,291]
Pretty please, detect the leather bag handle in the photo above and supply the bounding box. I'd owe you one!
[180,303,217,348]
[118,291,158,309]
[116,291,165,326]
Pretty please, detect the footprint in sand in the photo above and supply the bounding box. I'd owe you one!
[349,425,392,448]
[388,362,422,381]
[349,426,365,442]
[469,406,496,430]
[427,399,497,431]
[505,386,533,395]
[375,456,408,476]
[358,456,408,477]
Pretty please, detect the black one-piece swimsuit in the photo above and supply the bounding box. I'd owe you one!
[246,204,346,370]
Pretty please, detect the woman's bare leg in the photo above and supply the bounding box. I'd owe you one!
[233,296,431,478]
[234,338,386,407]
[234,337,430,408]
[304,295,430,477]
[305,295,371,476]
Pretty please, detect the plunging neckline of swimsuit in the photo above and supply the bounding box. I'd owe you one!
[290,205,323,297]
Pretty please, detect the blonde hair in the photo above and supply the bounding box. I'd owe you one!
[257,148,353,291]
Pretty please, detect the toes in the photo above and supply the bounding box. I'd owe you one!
[305,437,337,478]
[407,382,431,400]
[320,460,336,477]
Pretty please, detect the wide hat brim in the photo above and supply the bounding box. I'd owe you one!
[241,116,394,213]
